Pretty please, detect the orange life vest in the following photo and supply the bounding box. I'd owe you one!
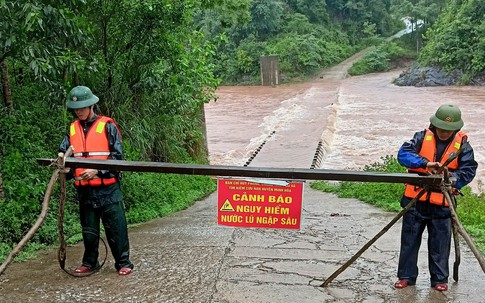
[404,129,466,206]
[69,116,118,187]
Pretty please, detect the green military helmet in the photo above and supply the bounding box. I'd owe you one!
[66,86,99,109]
[429,103,464,131]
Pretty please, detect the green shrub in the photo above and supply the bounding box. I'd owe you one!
[348,46,390,75]
[348,42,412,76]
[456,187,485,251]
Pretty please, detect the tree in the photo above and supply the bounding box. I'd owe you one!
[420,0,485,76]
[282,0,329,24]
[0,0,90,107]
[250,0,284,39]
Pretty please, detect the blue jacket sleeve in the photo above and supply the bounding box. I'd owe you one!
[397,130,428,169]
[451,141,478,189]
[106,122,123,161]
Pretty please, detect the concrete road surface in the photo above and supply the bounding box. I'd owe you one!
[0,183,484,302]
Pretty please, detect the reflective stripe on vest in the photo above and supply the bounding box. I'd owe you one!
[73,151,111,157]
[69,116,117,187]
[404,129,466,206]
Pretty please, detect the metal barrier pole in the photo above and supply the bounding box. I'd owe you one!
[37,158,442,187]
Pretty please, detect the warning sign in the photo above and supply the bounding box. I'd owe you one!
[217,179,303,229]
[220,200,235,212]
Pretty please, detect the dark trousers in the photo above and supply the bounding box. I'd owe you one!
[79,201,133,270]
[397,198,451,286]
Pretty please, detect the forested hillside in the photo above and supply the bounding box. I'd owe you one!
[1,0,477,262]
[196,0,403,83]
[419,0,485,79]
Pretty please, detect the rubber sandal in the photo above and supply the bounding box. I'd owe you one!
[434,283,448,291]
[394,279,409,289]
[118,267,133,276]
[74,265,92,273]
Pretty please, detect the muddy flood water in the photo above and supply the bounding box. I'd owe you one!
[1,52,485,303]
[207,68,485,192]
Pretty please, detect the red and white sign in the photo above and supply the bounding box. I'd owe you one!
[217,179,303,229]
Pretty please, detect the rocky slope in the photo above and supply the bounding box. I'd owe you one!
[393,64,485,86]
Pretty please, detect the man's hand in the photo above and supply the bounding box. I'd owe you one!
[426,162,442,174]
[80,169,98,180]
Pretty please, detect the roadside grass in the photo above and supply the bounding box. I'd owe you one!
[310,155,485,253]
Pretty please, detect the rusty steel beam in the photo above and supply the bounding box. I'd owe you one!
[37,158,442,186]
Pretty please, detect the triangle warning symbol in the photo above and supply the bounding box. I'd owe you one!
[220,199,235,212]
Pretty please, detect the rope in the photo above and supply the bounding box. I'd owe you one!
[58,229,108,278]
[57,146,108,277]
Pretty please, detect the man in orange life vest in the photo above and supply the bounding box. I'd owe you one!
[59,86,134,275]
[394,104,477,291]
